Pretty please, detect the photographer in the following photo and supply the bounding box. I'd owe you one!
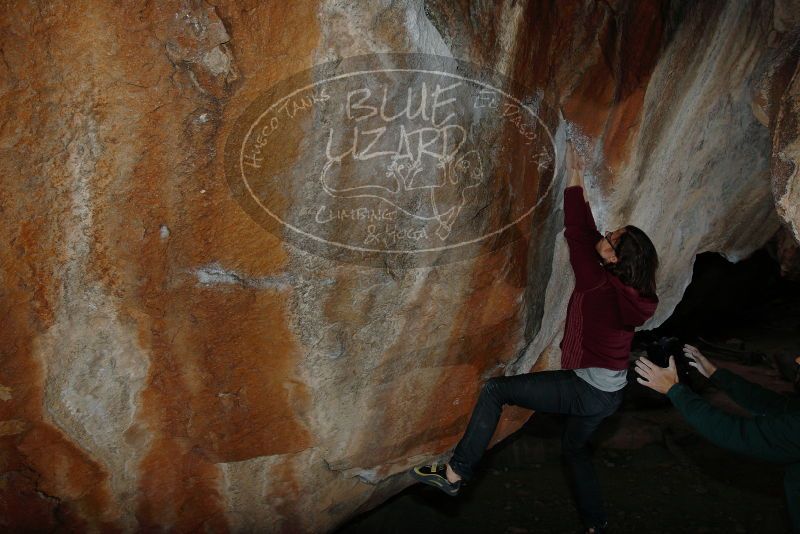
[635,344,800,532]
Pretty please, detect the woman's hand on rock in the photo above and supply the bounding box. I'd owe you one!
[565,140,585,187]
[565,140,584,172]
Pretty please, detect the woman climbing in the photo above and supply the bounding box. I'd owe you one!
[410,139,660,534]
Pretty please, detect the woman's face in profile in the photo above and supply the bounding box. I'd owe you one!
[596,227,625,264]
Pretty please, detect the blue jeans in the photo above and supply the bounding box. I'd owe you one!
[448,369,625,529]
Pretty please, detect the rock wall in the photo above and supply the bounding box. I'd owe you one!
[0,1,798,532]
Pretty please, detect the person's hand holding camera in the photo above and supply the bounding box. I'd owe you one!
[683,344,717,378]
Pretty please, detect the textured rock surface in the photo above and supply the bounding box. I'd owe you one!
[765,23,800,271]
[0,1,798,532]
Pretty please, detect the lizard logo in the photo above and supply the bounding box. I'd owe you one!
[225,53,558,268]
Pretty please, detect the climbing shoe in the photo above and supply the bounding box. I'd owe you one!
[410,462,462,496]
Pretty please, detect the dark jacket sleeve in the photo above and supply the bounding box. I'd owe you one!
[710,368,800,416]
[666,382,800,464]
[563,186,604,291]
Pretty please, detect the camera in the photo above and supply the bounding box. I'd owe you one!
[645,336,691,381]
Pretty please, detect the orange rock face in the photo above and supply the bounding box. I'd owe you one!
[0,1,798,532]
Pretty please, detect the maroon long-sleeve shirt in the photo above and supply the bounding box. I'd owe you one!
[559,186,659,370]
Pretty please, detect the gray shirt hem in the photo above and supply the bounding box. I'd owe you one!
[573,367,628,392]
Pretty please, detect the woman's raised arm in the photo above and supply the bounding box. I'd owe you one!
[565,141,586,197]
